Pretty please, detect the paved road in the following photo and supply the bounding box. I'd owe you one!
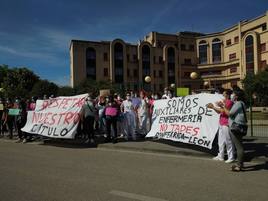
[0,140,267,201]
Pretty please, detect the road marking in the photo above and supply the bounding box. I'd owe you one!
[110,190,168,201]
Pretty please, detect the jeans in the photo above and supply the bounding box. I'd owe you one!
[84,116,95,139]
[106,116,117,139]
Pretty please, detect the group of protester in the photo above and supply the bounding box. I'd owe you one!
[0,97,37,142]
[0,86,248,172]
[80,90,166,144]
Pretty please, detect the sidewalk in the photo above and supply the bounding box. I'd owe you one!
[1,134,267,163]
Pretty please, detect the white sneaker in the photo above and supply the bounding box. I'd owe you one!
[225,159,235,164]
[212,156,224,161]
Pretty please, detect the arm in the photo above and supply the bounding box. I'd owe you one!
[206,103,224,114]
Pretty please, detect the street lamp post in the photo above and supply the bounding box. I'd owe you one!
[144,76,151,91]
[170,83,175,97]
[190,72,198,92]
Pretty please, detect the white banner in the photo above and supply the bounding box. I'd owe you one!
[21,94,88,139]
[146,93,223,149]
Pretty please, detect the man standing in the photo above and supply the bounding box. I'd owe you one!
[207,89,235,163]
[81,94,96,144]
[121,92,136,140]
[137,90,149,137]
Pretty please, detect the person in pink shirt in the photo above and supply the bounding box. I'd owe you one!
[207,89,235,163]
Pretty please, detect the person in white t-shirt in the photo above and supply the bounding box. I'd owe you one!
[121,93,136,140]
[137,90,149,136]
[162,87,172,99]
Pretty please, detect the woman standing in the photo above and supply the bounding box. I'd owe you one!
[207,89,235,163]
[137,90,149,137]
[221,89,248,172]
[104,96,119,143]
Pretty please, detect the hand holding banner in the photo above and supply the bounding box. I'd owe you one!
[21,94,88,139]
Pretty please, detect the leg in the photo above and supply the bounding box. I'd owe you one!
[88,116,95,139]
[17,122,23,140]
[112,117,117,139]
[130,112,136,140]
[140,115,148,135]
[230,131,244,168]
[123,113,128,139]
[217,126,225,159]
[83,116,90,140]
[7,118,13,139]
[224,125,235,160]
[105,117,112,141]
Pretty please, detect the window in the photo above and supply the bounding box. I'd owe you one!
[104,53,108,61]
[234,36,239,43]
[127,69,130,77]
[153,70,156,77]
[133,54,137,61]
[158,41,163,48]
[231,81,237,88]
[212,38,222,63]
[103,68,108,76]
[261,43,266,52]
[133,69,138,78]
[134,84,138,91]
[184,59,192,65]
[262,23,267,31]
[167,47,175,85]
[226,39,232,46]
[184,72,191,78]
[86,47,96,79]
[142,45,150,79]
[261,60,267,69]
[159,70,163,78]
[159,84,163,91]
[245,35,254,72]
[153,56,156,64]
[127,54,130,62]
[189,45,194,51]
[114,43,124,83]
[199,40,208,64]
[229,53,236,60]
[159,56,163,64]
[181,44,186,51]
[230,66,237,73]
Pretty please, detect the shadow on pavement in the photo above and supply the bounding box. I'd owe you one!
[151,138,218,156]
[244,161,268,172]
[244,141,268,162]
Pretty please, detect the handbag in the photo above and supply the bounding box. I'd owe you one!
[230,102,248,136]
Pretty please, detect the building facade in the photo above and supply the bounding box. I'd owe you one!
[70,11,268,91]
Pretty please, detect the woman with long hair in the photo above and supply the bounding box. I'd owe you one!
[221,89,248,171]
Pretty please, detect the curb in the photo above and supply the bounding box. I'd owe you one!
[97,143,212,158]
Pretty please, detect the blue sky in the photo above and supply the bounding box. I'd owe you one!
[0,0,268,86]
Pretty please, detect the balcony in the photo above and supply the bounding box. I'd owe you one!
[197,59,239,69]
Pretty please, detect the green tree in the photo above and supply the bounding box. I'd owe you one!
[31,80,59,98]
[75,79,120,97]
[243,68,268,106]
[57,86,76,96]
[2,67,39,98]
[0,64,9,85]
